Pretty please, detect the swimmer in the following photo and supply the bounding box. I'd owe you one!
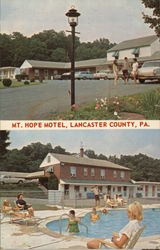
[90,207,100,222]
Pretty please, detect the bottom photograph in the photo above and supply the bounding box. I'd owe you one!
[0,130,160,250]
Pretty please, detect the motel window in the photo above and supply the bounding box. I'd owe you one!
[70,166,76,177]
[157,186,160,191]
[113,170,117,178]
[84,168,88,176]
[101,169,105,179]
[118,187,121,192]
[47,155,51,163]
[120,171,125,179]
[34,69,39,76]
[91,168,95,177]
[84,187,87,192]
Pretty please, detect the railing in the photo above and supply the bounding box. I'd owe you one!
[58,213,88,235]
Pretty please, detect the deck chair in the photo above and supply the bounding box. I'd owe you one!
[101,225,146,249]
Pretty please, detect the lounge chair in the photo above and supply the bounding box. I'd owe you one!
[101,225,146,249]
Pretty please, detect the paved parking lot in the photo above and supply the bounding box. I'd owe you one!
[0,79,159,120]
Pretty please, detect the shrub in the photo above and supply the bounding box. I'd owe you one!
[15,74,21,82]
[2,78,12,87]
[142,90,160,119]
[30,78,35,82]
[24,80,30,85]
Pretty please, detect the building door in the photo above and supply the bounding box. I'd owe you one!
[64,184,69,198]
[145,185,148,197]
[152,186,155,197]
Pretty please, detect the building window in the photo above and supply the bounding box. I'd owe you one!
[70,166,76,177]
[113,170,117,178]
[118,186,121,192]
[34,69,39,76]
[84,168,88,176]
[47,155,51,163]
[84,187,87,192]
[120,171,125,179]
[101,169,105,179]
[91,168,95,176]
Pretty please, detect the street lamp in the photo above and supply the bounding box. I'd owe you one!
[66,6,80,106]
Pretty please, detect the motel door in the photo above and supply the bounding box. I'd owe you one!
[145,185,148,197]
[64,184,69,198]
[152,186,155,197]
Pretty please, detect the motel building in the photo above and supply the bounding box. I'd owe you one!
[1,35,160,81]
[132,181,160,198]
[0,67,20,80]
[38,148,135,202]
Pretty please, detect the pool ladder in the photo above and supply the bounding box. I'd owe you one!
[59,213,88,235]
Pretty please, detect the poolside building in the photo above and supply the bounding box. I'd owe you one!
[132,181,160,198]
[39,149,135,201]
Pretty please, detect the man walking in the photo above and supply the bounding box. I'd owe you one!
[122,57,130,84]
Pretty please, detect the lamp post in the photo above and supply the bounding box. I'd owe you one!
[66,7,80,106]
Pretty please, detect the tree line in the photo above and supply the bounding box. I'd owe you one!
[0,30,116,68]
[0,132,159,181]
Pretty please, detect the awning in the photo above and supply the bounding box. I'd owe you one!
[60,179,135,187]
[112,51,119,58]
[26,171,45,178]
[132,48,140,55]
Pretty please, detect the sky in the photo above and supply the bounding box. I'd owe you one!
[9,130,160,159]
[1,0,154,43]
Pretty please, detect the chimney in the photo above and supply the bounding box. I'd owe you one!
[80,147,84,157]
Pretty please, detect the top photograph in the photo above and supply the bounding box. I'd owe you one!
[0,0,160,120]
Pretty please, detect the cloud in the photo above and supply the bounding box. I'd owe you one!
[1,0,154,42]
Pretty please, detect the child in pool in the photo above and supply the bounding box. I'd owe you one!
[87,201,143,249]
[90,207,100,222]
[66,210,80,233]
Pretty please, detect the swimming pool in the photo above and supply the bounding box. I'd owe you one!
[47,208,160,238]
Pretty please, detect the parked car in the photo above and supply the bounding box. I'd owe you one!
[0,175,25,184]
[138,60,160,83]
[94,70,110,80]
[61,72,71,80]
[75,71,94,80]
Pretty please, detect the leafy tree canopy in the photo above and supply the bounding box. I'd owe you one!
[142,0,160,36]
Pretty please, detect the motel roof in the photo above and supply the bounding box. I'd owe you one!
[108,35,158,52]
[60,179,134,186]
[49,153,130,171]
[20,58,109,70]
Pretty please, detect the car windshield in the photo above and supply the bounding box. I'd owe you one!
[142,61,160,68]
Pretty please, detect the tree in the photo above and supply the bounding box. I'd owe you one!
[142,0,160,37]
[48,173,58,190]
[0,131,10,157]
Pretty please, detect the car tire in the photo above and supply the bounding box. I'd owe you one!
[139,79,145,83]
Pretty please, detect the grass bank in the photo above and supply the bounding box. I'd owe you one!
[0,80,41,89]
[51,88,160,120]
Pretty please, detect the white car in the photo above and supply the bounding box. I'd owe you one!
[138,60,160,83]
[0,175,25,184]
[94,70,109,80]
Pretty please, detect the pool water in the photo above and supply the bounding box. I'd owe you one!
[47,208,160,238]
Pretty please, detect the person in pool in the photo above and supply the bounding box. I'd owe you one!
[66,210,80,233]
[87,201,143,249]
[90,207,100,222]
[101,208,108,215]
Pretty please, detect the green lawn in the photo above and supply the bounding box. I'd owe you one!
[51,88,160,120]
[0,80,41,89]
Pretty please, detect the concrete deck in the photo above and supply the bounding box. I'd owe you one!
[1,205,160,249]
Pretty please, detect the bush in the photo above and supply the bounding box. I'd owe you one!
[24,80,30,85]
[30,78,35,82]
[15,73,28,81]
[15,74,21,82]
[2,78,12,87]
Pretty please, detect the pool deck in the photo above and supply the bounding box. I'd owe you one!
[1,204,160,250]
